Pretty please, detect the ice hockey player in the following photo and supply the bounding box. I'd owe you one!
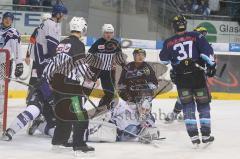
[1,16,89,146]
[85,24,126,116]
[165,26,212,123]
[25,13,52,85]
[23,5,67,135]
[118,48,158,103]
[0,12,24,78]
[26,4,67,79]
[0,12,24,122]
[159,15,216,146]
[87,98,159,143]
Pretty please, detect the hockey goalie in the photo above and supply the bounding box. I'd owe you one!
[88,98,160,143]
[88,48,160,143]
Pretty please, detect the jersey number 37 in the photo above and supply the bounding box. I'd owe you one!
[173,41,193,61]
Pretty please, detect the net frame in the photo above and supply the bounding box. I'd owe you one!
[0,49,10,131]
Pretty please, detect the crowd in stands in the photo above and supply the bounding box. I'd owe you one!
[179,0,240,17]
[13,0,55,11]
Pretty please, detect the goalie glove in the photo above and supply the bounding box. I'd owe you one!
[206,62,216,77]
[148,83,157,90]
[15,63,23,78]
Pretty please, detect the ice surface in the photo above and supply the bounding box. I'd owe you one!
[0,99,239,159]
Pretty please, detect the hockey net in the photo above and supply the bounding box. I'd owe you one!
[0,49,10,132]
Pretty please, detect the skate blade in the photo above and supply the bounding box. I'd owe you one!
[74,151,95,158]
[202,142,213,149]
[52,145,72,152]
[192,143,200,149]
[1,134,11,141]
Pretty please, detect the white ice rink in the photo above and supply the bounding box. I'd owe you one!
[0,99,240,159]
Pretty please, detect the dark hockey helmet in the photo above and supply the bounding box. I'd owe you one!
[172,15,187,32]
[52,4,68,16]
[133,48,146,57]
[2,12,14,21]
[194,26,208,36]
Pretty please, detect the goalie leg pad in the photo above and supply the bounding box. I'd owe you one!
[177,89,194,105]
[87,122,117,142]
[194,87,211,105]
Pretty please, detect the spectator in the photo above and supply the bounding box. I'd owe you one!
[42,0,52,7]
[19,0,27,5]
[180,0,193,13]
[192,0,210,16]
[29,0,40,6]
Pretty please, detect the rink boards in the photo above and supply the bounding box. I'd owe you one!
[8,45,240,100]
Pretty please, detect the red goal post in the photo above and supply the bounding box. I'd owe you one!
[0,49,10,131]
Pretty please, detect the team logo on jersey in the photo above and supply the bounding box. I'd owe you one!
[56,43,72,53]
[98,45,105,49]
[143,67,150,76]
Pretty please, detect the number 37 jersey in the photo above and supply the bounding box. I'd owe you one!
[159,31,214,65]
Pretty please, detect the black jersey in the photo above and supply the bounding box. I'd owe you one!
[118,61,158,87]
[86,37,126,71]
[43,35,94,82]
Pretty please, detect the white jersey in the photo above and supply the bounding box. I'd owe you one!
[0,24,22,64]
[29,18,61,66]
[111,99,155,131]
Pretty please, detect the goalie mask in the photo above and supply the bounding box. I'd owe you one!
[137,99,152,121]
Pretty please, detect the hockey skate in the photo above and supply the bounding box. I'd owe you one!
[52,142,74,152]
[28,115,45,135]
[202,136,214,148]
[74,143,95,157]
[1,128,15,141]
[191,136,201,149]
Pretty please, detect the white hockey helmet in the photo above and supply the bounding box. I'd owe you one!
[102,24,114,33]
[138,99,152,118]
[41,13,51,22]
[69,17,87,35]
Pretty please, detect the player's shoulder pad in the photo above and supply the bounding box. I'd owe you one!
[187,31,203,39]
[7,27,20,36]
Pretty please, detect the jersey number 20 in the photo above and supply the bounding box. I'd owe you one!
[173,41,193,61]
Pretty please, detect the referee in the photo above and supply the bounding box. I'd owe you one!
[86,24,126,112]
[44,17,95,152]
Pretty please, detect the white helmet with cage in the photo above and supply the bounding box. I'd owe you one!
[102,24,114,33]
[137,98,152,121]
[69,17,87,35]
[41,13,51,22]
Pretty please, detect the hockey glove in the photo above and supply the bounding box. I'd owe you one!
[206,62,217,77]
[15,63,24,78]
[148,83,157,90]
[170,69,176,84]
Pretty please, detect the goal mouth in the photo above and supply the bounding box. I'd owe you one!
[0,49,10,131]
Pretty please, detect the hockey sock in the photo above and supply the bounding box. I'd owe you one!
[8,105,40,134]
[182,102,199,137]
[197,103,211,136]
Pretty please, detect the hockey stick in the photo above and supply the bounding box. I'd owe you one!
[90,120,165,148]
[195,63,226,78]
[6,76,100,114]
[151,80,172,102]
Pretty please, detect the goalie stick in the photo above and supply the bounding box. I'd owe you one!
[90,120,166,148]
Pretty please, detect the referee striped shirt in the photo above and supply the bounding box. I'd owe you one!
[43,53,94,82]
[86,38,126,71]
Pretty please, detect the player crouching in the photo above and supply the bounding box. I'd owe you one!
[88,98,159,144]
[87,48,160,144]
